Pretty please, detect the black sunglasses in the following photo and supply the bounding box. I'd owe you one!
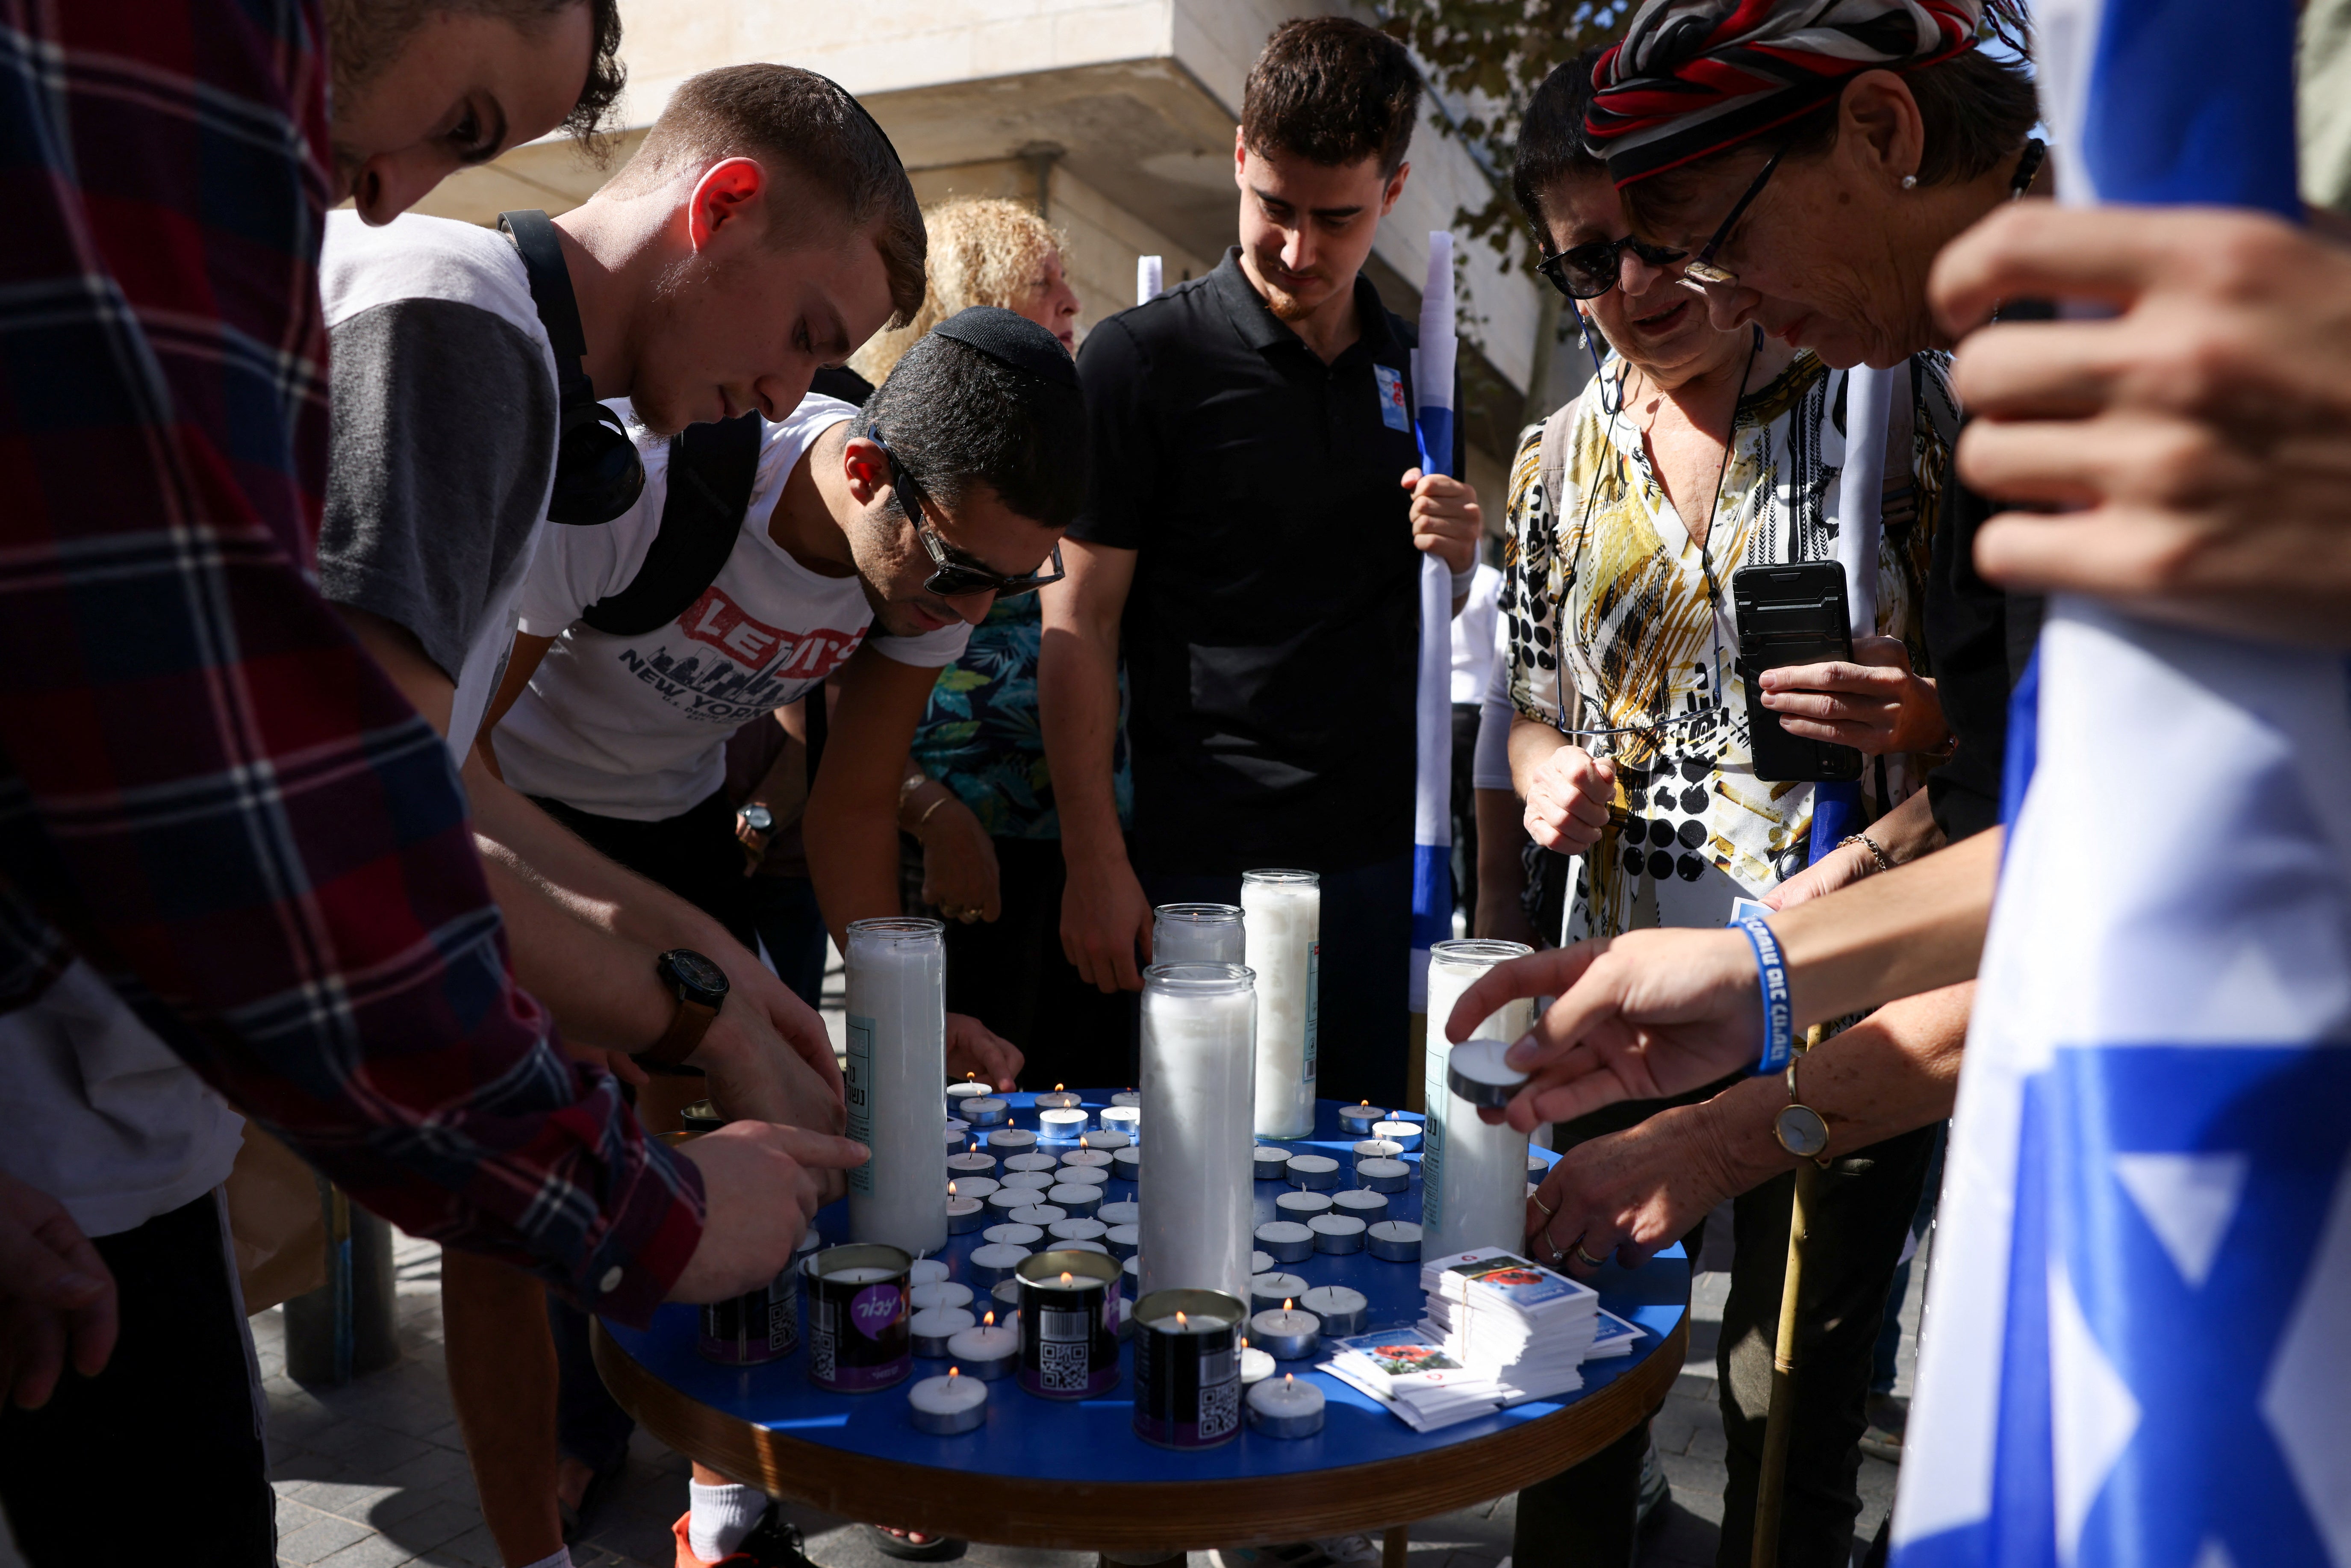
[1535,231,1690,301]
[869,425,1066,600]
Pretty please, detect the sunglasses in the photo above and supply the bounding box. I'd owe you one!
[1535,232,1690,301]
[869,425,1066,600]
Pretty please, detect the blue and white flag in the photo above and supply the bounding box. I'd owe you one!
[1408,231,1457,1013]
[1808,360,1895,865]
[1891,4,2351,1567]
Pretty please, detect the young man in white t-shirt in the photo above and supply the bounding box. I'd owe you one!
[480,311,1080,1561]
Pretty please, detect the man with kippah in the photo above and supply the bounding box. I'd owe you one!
[1042,17,1484,1107]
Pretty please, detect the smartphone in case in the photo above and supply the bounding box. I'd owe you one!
[1732,561,1865,784]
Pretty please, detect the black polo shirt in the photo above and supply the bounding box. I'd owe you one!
[1070,250,1445,875]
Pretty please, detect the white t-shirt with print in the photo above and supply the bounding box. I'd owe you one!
[494,394,972,820]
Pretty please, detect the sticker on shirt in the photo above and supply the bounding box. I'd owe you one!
[610,584,866,725]
[1374,364,1411,433]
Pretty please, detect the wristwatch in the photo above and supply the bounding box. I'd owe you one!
[635,949,730,1070]
[1773,1054,1832,1164]
[738,803,775,835]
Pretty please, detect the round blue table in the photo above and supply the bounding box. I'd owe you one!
[594,1092,1688,1553]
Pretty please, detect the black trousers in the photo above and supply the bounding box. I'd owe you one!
[0,1193,272,1566]
[530,788,758,952]
[929,836,1137,1091]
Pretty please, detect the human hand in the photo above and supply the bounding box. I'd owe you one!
[1758,636,1947,755]
[1931,203,2351,648]
[945,1013,1022,1092]
[1058,845,1152,992]
[697,991,847,1139]
[1521,745,1616,854]
[918,796,1002,925]
[0,1171,117,1409]
[1402,469,1482,576]
[1762,840,1876,911]
[733,811,771,877]
[716,952,846,1102]
[668,1123,869,1303]
[1448,927,1762,1132]
[1523,1100,1740,1279]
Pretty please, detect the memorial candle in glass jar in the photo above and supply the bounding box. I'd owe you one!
[1152,902,1246,965]
[1138,962,1255,1306]
[1420,941,1534,1259]
[1426,1038,1533,1259]
[845,918,948,1257]
[1240,870,1320,1138]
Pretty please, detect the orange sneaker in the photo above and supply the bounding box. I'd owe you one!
[672,1507,817,1568]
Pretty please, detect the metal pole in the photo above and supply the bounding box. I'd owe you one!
[1751,1027,1826,1568]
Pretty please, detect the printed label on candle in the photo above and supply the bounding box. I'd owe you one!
[845,1014,876,1198]
[852,1285,901,1339]
[1304,943,1320,1082]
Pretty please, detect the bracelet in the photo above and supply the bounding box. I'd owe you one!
[909,793,950,833]
[1736,917,1794,1076]
[1838,832,1894,875]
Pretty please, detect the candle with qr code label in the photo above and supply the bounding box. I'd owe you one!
[1241,871,1320,1138]
[698,1268,797,1366]
[845,919,947,1257]
[1132,1289,1245,1449]
[1016,1251,1122,1399]
[805,1245,911,1392]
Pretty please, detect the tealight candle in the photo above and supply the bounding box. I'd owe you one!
[1123,1255,1142,1287]
[1105,1223,1141,1259]
[982,1222,1043,1248]
[943,1121,970,1155]
[1034,1086,1082,1111]
[948,1081,993,1109]
[910,1306,976,1358]
[1048,1217,1108,1243]
[988,1128,1039,1155]
[1111,1091,1143,1110]
[986,1188,1039,1215]
[950,1176,1001,1202]
[1251,1249,1275,1274]
[907,1367,988,1434]
[1139,962,1256,1306]
[1252,1146,1293,1182]
[961,1097,1010,1129]
[947,1151,999,1183]
[1113,1146,1142,1179]
[910,1259,950,1287]
[1241,869,1320,1139]
[1331,1189,1390,1224]
[1254,1220,1314,1263]
[1238,1340,1276,1385]
[909,1282,973,1312]
[1351,1139,1404,1167]
[1075,1129,1129,1152]
[845,919,948,1257]
[1059,1147,1114,1170]
[1357,1158,1410,1194]
[1006,1204,1066,1227]
[1102,1106,1142,1141]
[1117,1298,1135,1340]
[1284,1154,1340,1190]
[944,1312,1018,1380]
[1249,1272,1310,1312]
[1039,1108,1089,1142]
[1055,1239,1111,1256]
[1528,1152,1550,1175]
[1369,1120,1422,1152]
[1152,902,1246,965]
[1297,1285,1367,1337]
[1273,1190,1331,1220]
[946,1195,985,1234]
[1002,1152,1060,1175]
[1309,1214,1366,1254]
[795,1229,825,1259]
[1246,1373,1326,1438]
[1366,1220,1423,1262]
[1046,1185,1103,1219]
[1249,1300,1320,1360]
[1054,1165,1110,1189]
[969,1244,1031,1285]
[999,1170,1055,1191]
[1337,1102,1387,1138]
[1096,1200,1139,1226]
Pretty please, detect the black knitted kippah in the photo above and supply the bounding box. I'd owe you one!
[930,307,1078,389]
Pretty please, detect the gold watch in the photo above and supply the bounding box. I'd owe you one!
[1773,1054,1832,1165]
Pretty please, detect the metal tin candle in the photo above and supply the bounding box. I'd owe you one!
[947,1080,993,1111]
[1131,1288,1246,1450]
[1332,1188,1390,1224]
[1367,1220,1423,1261]
[698,1267,797,1366]
[1015,1250,1122,1399]
[1309,1214,1366,1254]
[907,1366,987,1434]
[1369,1120,1422,1152]
[844,918,948,1258]
[806,1244,912,1392]
[943,1311,1017,1380]
[960,1096,1010,1128]
[1252,1146,1294,1181]
[1254,1220,1314,1263]
[1297,1285,1367,1337]
[1285,1155,1340,1191]
[1152,902,1246,965]
[1274,1190,1332,1220]
[1249,1272,1309,1312]
[1337,1101,1386,1137]
[1101,1105,1142,1141]
[1240,870,1320,1138]
[1034,1085,1082,1111]
[1248,1299,1320,1360]
[1246,1373,1326,1438]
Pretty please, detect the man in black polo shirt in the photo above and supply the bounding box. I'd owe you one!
[1040,16,1481,1105]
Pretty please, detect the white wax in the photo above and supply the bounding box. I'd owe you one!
[1006,1204,1065,1226]
[1139,971,1256,1305]
[1352,1139,1404,1163]
[1000,1171,1055,1191]
[1059,1147,1115,1167]
[981,1223,1043,1247]
[988,1129,1038,1154]
[1249,1272,1309,1309]
[1039,1108,1088,1141]
[1102,1106,1142,1140]
[1143,1312,1234,1333]
[945,1153,997,1182]
[943,1323,1018,1365]
[950,1178,1000,1201]
[947,1082,992,1104]
[1246,1373,1326,1434]
[986,1189,1037,1214]
[825,1266,898,1283]
[1153,903,1246,965]
[910,1306,976,1343]
[1033,1090,1082,1111]
[1111,1092,1143,1109]
[1241,873,1320,1138]
[1275,1190,1332,1218]
[1053,1166,1110,1188]
[845,922,949,1257]
[909,1259,950,1286]
[908,1369,987,1424]
[1097,1201,1139,1226]
[1001,1152,1058,1173]
[1048,1217,1108,1242]
[909,1282,973,1311]
[1046,1184,1102,1214]
[1420,941,1535,1260]
[1298,1285,1366,1318]
[1239,1346,1276,1385]
[946,1198,984,1229]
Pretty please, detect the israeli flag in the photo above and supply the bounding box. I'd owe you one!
[1891,3,2351,1566]
[1808,360,1895,865]
[1408,232,1457,1012]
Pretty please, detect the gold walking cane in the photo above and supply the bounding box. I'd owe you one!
[1752,1025,1832,1568]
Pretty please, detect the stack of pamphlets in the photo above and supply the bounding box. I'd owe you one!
[1317,1247,1650,1431]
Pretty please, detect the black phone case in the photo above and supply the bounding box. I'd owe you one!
[1732,562,1865,784]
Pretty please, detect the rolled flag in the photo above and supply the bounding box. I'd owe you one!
[1890,4,2346,1567]
[1137,255,1163,306]
[1806,362,1894,868]
[1408,231,1457,1013]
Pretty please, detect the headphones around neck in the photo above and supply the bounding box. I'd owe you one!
[498,209,645,525]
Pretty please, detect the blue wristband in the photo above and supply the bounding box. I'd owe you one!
[1737,917,1793,1075]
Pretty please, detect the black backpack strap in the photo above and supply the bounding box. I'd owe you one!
[578,410,764,637]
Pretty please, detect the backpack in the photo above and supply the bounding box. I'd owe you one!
[577,409,765,637]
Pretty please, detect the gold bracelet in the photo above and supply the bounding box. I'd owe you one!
[910,793,951,833]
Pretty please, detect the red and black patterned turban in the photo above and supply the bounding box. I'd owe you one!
[1587,0,1993,186]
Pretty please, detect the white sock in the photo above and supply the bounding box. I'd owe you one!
[689,1480,768,1562]
[516,1552,572,1568]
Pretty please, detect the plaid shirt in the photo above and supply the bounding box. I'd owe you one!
[0,0,702,1325]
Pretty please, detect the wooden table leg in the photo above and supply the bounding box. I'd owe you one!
[1383,1524,1408,1568]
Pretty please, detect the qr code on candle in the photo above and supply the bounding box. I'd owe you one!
[1198,1377,1240,1440]
[810,1329,836,1382]
[1039,1340,1090,1392]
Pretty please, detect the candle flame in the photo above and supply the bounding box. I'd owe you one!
[949,1366,960,1378]
[984,1312,996,1327]
[1061,1272,1074,1286]
[1055,1083,1065,1092]
[1283,1298,1294,1312]
[1360,1099,1369,1107]
[1239,1336,1249,1349]
[948,1181,958,1197]
[1176,1311,1187,1328]
[1285,1373,1295,1388]
[1080,1136,1089,1148]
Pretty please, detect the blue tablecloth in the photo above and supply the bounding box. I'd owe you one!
[600,1092,1688,1482]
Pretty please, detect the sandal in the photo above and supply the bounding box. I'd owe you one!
[867,1525,964,1561]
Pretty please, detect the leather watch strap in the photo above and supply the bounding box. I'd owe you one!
[639,994,719,1069]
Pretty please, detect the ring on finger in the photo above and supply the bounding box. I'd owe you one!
[1539,1221,1568,1263]
[1531,1193,1558,1219]
[1573,1241,1607,1269]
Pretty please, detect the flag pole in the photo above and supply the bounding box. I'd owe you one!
[1408,233,1459,1110]
[1752,1024,1827,1568]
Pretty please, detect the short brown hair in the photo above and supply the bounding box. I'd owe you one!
[606,65,926,327]
[326,0,625,150]
[1241,17,1422,179]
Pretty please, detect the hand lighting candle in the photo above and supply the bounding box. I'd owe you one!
[1420,941,1535,1258]
[907,1366,988,1434]
[1424,1038,1534,1259]
[1246,1373,1326,1438]
[1138,962,1256,1306]
[944,1312,1017,1380]
[1248,1299,1320,1361]
[1132,1289,1246,1449]
[1152,902,1246,965]
[845,918,949,1257]
[1240,870,1320,1138]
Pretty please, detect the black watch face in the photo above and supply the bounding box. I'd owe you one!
[661,949,730,1007]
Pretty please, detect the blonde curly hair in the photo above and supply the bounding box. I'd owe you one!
[849,197,1067,385]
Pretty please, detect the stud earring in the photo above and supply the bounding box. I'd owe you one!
[1901,174,1919,190]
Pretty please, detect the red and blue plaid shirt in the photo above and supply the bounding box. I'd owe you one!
[0,0,701,1324]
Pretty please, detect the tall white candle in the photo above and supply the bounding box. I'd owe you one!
[1423,1038,1533,1259]
[1153,902,1246,965]
[1240,870,1319,1138]
[846,917,948,1257]
[1139,962,1257,1306]
[1420,940,1535,1261]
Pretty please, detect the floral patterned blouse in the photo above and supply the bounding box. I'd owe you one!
[1501,348,1959,942]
